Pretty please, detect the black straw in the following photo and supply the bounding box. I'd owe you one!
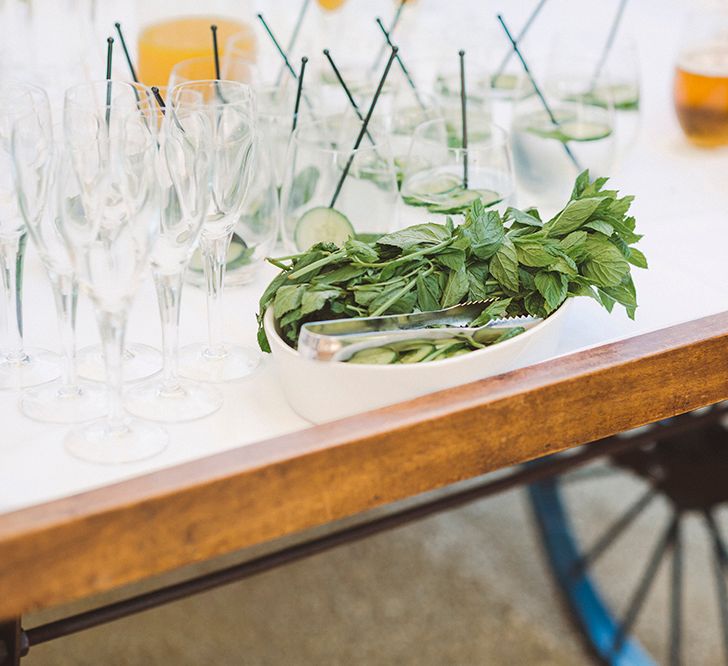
[375,17,425,111]
[322,49,376,145]
[496,15,583,172]
[105,37,114,128]
[257,14,299,81]
[591,0,629,88]
[114,22,138,83]
[492,0,549,82]
[151,86,166,112]
[291,57,308,133]
[329,47,399,209]
[275,0,311,86]
[371,0,406,73]
[459,50,468,188]
[211,25,221,79]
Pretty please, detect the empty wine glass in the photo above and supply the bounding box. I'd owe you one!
[171,80,259,383]
[0,82,59,389]
[13,126,106,422]
[124,104,223,422]
[61,80,166,464]
[168,55,256,90]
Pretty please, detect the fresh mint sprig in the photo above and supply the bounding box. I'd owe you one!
[257,170,646,353]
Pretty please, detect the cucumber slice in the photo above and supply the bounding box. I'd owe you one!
[408,172,463,199]
[427,189,502,215]
[347,347,397,365]
[294,207,355,250]
[399,343,435,363]
[527,121,612,143]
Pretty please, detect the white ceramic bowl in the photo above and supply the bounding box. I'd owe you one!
[264,299,573,424]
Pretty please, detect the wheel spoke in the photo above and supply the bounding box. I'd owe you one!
[704,510,728,665]
[571,487,657,577]
[612,513,680,657]
[669,517,683,666]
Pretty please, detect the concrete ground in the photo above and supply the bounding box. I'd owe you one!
[22,467,727,665]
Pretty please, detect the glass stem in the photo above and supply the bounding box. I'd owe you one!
[0,232,27,363]
[201,231,233,358]
[50,272,79,393]
[153,269,184,392]
[97,309,127,430]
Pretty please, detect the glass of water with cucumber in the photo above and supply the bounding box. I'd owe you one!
[511,71,617,209]
[280,116,400,251]
[400,118,515,223]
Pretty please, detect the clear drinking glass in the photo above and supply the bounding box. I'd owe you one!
[281,117,400,250]
[0,82,59,389]
[433,70,493,148]
[511,72,617,209]
[124,106,222,422]
[400,118,515,224]
[61,80,166,464]
[547,31,640,161]
[171,80,259,383]
[13,127,107,423]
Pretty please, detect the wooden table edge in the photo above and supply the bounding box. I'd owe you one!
[2,311,728,619]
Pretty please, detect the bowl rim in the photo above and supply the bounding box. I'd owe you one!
[263,297,573,369]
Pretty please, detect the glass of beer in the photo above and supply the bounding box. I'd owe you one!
[674,10,728,147]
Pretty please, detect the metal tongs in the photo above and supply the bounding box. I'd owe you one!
[298,301,543,362]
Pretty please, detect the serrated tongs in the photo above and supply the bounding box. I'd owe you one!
[298,301,543,362]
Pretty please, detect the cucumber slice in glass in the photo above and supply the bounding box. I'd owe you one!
[427,189,502,214]
[294,207,355,249]
[347,347,397,364]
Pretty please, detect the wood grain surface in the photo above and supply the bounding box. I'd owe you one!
[2,312,728,620]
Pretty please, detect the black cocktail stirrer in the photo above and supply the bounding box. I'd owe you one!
[257,13,314,114]
[291,57,308,133]
[322,49,376,145]
[329,46,399,209]
[492,0,549,82]
[375,17,425,111]
[151,86,166,113]
[591,0,629,89]
[210,24,221,79]
[275,0,311,86]
[371,0,406,73]
[105,37,114,128]
[114,22,138,83]
[496,14,583,172]
[459,50,468,189]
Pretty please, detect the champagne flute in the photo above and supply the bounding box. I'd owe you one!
[12,124,106,422]
[124,105,223,422]
[172,80,260,383]
[0,82,59,389]
[61,80,166,464]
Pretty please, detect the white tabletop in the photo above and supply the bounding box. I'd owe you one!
[2,0,728,515]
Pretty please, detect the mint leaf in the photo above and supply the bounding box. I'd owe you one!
[546,197,603,237]
[416,273,441,311]
[584,219,614,236]
[377,223,451,249]
[463,208,504,259]
[441,264,469,308]
[627,247,648,269]
[273,284,305,319]
[581,235,630,287]
[300,287,341,316]
[470,298,513,327]
[535,271,568,312]
[515,239,557,267]
[489,237,519,292]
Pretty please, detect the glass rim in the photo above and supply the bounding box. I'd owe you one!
[64,80,153,110]
[290,117,392,155]
[169,80,255,109]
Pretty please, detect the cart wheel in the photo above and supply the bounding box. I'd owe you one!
[528,407,728,666]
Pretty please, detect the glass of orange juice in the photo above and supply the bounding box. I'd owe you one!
[136,1,256,88]
[674,8,728,147]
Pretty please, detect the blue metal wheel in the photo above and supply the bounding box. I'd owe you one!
[528,407,728,666]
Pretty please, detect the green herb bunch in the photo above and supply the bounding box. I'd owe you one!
[257,171,646,352]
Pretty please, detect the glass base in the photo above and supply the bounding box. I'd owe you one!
[21,379,107,424]
[64,416,168,464]
[178,343,260,383]
[124,377,223,422]
[77,343,162,383]
[0,347,60,390]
